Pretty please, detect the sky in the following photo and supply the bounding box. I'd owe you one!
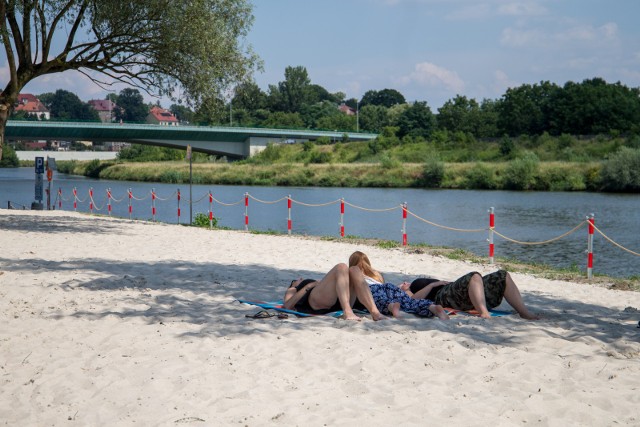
[3,0,640,110]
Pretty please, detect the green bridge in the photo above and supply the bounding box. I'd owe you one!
[5,121,377,159]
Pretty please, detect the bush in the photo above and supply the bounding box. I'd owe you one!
[600,147,640,192]
[465,163,497,189]
[503,152,539,190]
[192,212,218,228]
[418,157,444,188]
[0,145,19,167]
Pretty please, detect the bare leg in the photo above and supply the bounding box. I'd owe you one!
[348,266,387,321]
[388,302,401,318]
[309,263,360,321]
[468,273,491,318]
[428,304,450,320]
[503,273,539,320]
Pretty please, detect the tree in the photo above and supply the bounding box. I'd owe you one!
[40,89,99,121]
[359,104,390,133]
[0,0,259,160]
[360,89,406,108]
[115,89,148,123]
[232,80,266,112]
[397,101,435,138]
[279,66,311,113]
[170,104,194,124]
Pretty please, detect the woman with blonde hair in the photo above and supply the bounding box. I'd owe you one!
[348,251,449,320]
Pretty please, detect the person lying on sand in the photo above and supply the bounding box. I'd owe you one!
[283,263,387,321]
[348,251,449,320]
[400,270,539,320]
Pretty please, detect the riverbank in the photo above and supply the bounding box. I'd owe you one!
[56,159,608,191]
[1,210,639,425]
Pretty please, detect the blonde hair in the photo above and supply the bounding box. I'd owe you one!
[348,251,384,283]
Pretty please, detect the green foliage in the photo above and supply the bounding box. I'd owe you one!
[600,147,640,191]
[192,212,218,228]
[464,163,497,189]
[117,144,185,161]
[503,152,540,190]
[84,159,114,178]
[419,157,444,188]
[40,89,100,121]
[115,89,148,123]
[0,145,19,167]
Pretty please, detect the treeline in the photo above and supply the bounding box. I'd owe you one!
[11,66,640,139]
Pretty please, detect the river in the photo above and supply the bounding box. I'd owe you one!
[1,167,638,278]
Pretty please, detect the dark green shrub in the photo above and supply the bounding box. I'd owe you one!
[600,147,640,192]
[0,145,19,167]
[419,157,444,188]
[193,212,218,228]
[503,152,539,190]
[465,163,497,189]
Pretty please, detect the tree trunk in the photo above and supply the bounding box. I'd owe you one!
[0,103,9,162]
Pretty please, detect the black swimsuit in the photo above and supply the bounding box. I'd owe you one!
[294,279,343,314]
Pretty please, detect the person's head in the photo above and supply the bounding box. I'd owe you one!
[349,251,371,269]
[349,251,383,282]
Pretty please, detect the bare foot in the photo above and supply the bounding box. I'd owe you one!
[342,311,362,321]
[387,302,402,318]
[371,312,388,321]
[429,305,450,320]
[519,311,540,320]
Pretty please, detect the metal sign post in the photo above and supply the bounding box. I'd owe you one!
[32,156,44,210]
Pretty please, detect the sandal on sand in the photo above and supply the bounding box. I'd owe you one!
[245,310,275,319]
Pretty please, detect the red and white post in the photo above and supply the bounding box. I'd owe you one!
[209,192,214,229]
[587,213,595,279]
[89,188,94,213]
[177,189,181,223]
[340,198,345,237]
[58,188,62,209]
[107,188,112,216]
[488,207,495,264]
[402,202,408,246]
[128,188,133,220]
[287,195,292,235]
[73,187,77,211]
[244,193,249,231]
[151,189,156,222]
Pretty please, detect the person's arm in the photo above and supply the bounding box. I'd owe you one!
[411,281,449,300]
[283,282,317,309]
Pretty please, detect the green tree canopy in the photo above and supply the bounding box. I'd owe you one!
[115,89,148,123]
[360,89,406,108]
[39,89,99,121]
[0,0,259,160]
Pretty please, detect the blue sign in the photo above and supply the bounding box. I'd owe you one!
[35,157,44,174]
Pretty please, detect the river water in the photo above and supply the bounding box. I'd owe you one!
[1,167,638,278]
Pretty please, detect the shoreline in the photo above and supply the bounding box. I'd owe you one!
[1,210,639,425]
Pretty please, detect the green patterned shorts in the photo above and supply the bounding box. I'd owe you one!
[434,270,507,311]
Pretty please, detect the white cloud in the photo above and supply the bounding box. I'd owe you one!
[493,69,517,93]
[497,1,547,16]
[501,22,619,48]
[398,62,465,93]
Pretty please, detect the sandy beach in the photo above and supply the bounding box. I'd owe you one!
[1,209,638,426]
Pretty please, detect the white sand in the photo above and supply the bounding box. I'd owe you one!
[1,210,638,426]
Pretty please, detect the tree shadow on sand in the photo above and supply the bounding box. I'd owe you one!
[3,251,638,357]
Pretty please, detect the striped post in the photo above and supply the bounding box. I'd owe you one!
[287,195,292,235]
[587,213,595,279]
[244,192,249,231]
[177,189,181,223]
[488,207,495,264]
[128,188,132,220]
[58,188,62,209]
[73,187,77,211]
[402,202,408,246]
[89,188,94,213]
[209,191,214,229]
[340,198,345,237]
[107,188,112,216]
[151,188,156,222]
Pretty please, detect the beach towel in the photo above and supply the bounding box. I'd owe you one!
[238,299,346,318]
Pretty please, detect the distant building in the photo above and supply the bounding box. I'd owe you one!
[105,142,131,152]
[338,103,356,116]
[147,106,179,126]
[88,99,117,123]
[14,93,50,120]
